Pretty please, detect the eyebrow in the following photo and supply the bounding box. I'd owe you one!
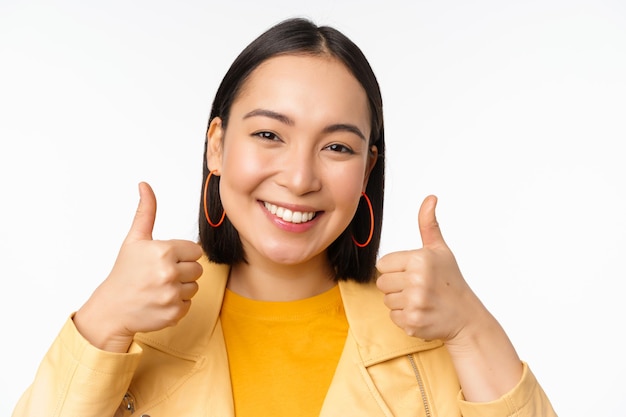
[243,108,366,141]
[243,109,294,126]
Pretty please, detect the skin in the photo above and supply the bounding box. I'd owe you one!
[376,196,522,401]
[73,53,522,403]
[74,182,203,353]
[206,55,377,301]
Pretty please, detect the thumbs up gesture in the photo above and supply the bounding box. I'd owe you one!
[74,182,204,352]
[376,195,484,343]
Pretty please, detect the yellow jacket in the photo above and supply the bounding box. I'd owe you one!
[13,258,556,417]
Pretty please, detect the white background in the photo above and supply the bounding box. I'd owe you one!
[1,0,625,415]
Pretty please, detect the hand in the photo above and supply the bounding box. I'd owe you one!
[377,196,524,400]
[74,182,204,352]
[376,195,485,342]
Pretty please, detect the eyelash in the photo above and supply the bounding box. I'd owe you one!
[253,131,354,154]
[325,143,354,154]
[254,131,280,141]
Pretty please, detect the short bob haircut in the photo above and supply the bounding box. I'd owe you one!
[199,17,385,283]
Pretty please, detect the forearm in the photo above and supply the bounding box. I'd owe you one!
[12,317,141,417]
[445,306,522,402]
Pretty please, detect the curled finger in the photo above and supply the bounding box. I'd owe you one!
[180,281,199,301]
[177,261,203,283]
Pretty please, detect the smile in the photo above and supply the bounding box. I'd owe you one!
[263,202,317,224]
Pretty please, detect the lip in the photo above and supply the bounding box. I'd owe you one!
[258,200,322,232]
[261,199,319,213]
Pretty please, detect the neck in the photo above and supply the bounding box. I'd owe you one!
[227,252,336,301]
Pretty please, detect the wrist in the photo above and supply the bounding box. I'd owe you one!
[443,304,522,402]
[74,303,134,353]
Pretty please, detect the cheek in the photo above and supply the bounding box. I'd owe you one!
[220,141,267,193]
[328,164,368,213]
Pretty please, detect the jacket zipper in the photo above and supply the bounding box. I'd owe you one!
[407,354,432,417]
[121,391,136,414]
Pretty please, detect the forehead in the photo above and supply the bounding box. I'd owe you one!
[231,54,370,131]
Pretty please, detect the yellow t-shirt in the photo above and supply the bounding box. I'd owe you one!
[220,285,348,417]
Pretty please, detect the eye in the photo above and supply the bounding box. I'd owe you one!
[325,143,354,154]
[253,131,281,141]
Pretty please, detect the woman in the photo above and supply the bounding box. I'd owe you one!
[13,17,556,416]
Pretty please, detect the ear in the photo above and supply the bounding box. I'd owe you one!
[362,145,378,190]
[206,117,224,172]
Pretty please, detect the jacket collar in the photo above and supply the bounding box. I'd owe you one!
[338,279,442,366]
[138,257,441,363]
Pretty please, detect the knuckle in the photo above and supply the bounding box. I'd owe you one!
[157,285,179,305]
[405,310,424,327]
[404,286,428,307]
[153,241,175,260]
[406,272,422,287]
[406,253,425,270]
[156,264,178,284]
[164,306,185,327]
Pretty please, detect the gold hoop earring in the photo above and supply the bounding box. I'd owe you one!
[352,192,374,248]
[203,170,226,227]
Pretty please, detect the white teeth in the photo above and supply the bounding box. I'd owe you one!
[264,202,316,224]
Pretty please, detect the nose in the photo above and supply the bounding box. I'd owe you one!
[277,146,322,195]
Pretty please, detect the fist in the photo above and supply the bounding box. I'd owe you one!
[74,182,203,352]
[376,195,482,342]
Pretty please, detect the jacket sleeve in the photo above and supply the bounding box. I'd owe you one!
[12,316,143,417]
[457,362,557,417]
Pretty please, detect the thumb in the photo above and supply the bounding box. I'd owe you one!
[125,182,157,243]
[418,195,445,248]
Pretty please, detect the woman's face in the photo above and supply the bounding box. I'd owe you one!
[207,54,377,268]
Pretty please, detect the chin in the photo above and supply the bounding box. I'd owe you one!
[264,252,312,266]
[259,244,323,267]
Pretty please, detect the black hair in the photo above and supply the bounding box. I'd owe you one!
[199,17,385,283]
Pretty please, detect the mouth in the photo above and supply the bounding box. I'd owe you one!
[263,201,318,224]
